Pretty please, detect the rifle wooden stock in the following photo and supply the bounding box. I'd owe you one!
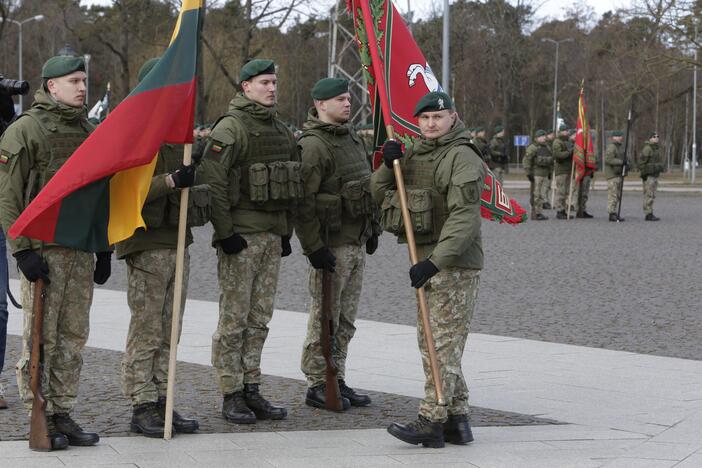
[320,269,343,411]
[29,279,51,451]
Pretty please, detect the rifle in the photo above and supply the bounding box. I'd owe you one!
[319,228,343,411]
[616,103,633,221]
[29,279,51,451]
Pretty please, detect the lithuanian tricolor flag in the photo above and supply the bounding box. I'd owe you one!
[8,0,202,252]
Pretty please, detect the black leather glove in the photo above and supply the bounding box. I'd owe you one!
[220,233,248,255]
[409,259,439,289]
[308,246,336,272]
[94,252,112,285]
[13,250,50,284]
[366,234,378,255]
[527,174,534,183]
[170,164,196,188]
[281,235,292,257]
[382,140,403,169]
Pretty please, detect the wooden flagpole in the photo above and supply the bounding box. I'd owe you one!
[163,143,192,440]
[359,0,445,405]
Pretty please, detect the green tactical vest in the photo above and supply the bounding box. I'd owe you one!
[535,143,552,167]
[382,141,464,245]
[218,109,301,212]
[21,108,92,203]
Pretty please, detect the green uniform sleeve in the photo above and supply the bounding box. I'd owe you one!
[199,118,243,240]
[370,163,396,205]
[523,145,535,173]
[552,139,570,161]
[428,149,484,270]
[285,131,301,237]
[605,144,623,167]
[0,124,37,253]
[294,138,332,254]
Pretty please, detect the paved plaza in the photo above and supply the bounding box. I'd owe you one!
[2,181,702,467]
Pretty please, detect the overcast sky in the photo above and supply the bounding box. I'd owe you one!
[81,0,633,25]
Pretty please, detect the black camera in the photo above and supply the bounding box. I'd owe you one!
[0,75,29,96]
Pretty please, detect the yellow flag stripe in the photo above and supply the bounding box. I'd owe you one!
[107,155,158,245]
[170,0,202,45]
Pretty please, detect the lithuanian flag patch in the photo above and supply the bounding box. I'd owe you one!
[0,154,9,165]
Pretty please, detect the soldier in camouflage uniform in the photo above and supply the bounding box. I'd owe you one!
[0,56,108,449]
[371,91,482,448]
[200,59,299,424]
[295,78,379,411]
[523,130,551,220]
[605,130,625,222]
[572,129,594,218]
[640,132,663,221]
[116,58,200,438]
[543,129,556,209]
[472,127,490,165]
[488,125,508,184]
[552,125,572,219]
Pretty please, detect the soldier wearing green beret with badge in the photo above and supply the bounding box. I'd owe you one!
[295,77,380,410]
[472,126,490,164]
[0,55,106,449]
[639,132,663,221]
[488,125,508,184]
[523,129,552,220]
[371,91,483,448]
[605,130,626,221]
[200,59,299,424]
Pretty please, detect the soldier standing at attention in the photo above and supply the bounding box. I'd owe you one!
[488,125,508,184]
[117,58,200,438]
[552,125,572,219]
[295,78,379,410]
[639,132,663,221]
[200,59,300,424]
[543,129,556,209]
[472,127,490,165]
[371,91,483,448]
[0,55,108,449]
[523,130,551,221]
[605,131,626,222]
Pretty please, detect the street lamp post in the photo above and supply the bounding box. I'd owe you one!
[2,15,45,112]
[541,37,574,134]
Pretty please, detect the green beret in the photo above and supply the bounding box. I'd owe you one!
[474,126,485,133]
[611,130,623,137]
[535,130,547,137]
[494,125,503,133]
[649,131,659,139]
[559,124,569,131]
[312,77,349,100]
[413,91,453,116]
[42,55,85,79]
[240,59,275,82]
[138,57,160,82]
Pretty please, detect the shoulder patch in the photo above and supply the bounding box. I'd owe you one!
[0,153,9,165]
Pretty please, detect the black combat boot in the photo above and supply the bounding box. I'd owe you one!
[388,416,444,448]
[52,413,99,446]
[305,384,351,411]
[443,414,474,445]
[338,379,371,407]
[576,211,593,218]
[609,213,617,222]
[46,418,69,451]
[645,213,660,221]
[542,201,552,210]
[556,210,568,219]
[534,213,548,221]
[157,397,199,434]
[222,391,256,424]
[130,402,168,438]
[244,384,287,420]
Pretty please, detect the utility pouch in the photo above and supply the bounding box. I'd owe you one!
[269,162,289,200]
[248,163,269,202]
[315,193,342,233]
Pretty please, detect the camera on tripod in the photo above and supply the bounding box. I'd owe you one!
[0,75,29,96]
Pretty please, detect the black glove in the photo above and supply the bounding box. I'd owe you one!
[170,164,196,188]
[308,246,336,272]
[281,235,292,257]
[409,259,439,289]
[527,174,534,183]
[220,233,248,255]
[13,250,50,284]
[93,252,112,285]
[382,140,403,169]
[366,234,378,255]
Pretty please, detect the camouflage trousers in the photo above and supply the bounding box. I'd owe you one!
[301,245,365,388]
[555,174,571,211]
[418,268,480,423]
[643,176,658,215]
[574,175,592,211]
[607,177,623,214]
[543,173,553,203]
[532,176,548,215]
[212,232,281,395]
[492,167,505,185]
[121,249,189,406]
[16,248,94,415]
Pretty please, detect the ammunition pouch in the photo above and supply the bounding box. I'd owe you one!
[245,161,304,210]
[339,175,374,219]
[315,193,342,233]
[536,155,553,167]
[167,184,212,227]
[381,188,445,245]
